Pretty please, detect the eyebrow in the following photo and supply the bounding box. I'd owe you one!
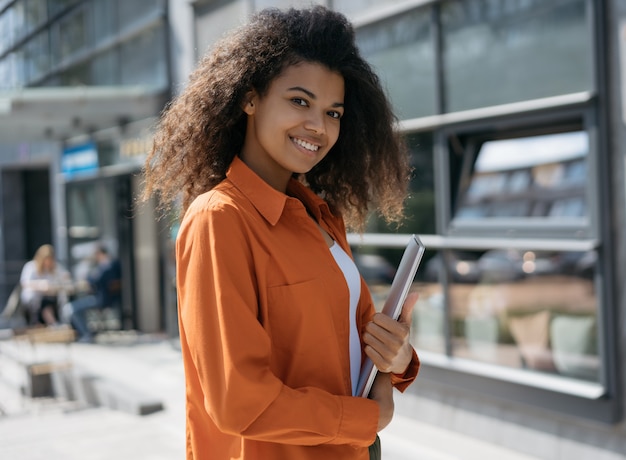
[287,86,344,108]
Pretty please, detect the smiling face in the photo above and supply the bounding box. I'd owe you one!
[240,61,345,192]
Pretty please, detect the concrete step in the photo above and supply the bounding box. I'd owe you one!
[0,335,164,417]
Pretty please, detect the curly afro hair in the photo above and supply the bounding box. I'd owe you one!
[143,6,411,231]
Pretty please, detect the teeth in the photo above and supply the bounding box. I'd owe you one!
[293,138,319,152]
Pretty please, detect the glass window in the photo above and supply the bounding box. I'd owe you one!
[413,249,446,354]
[66,184,100,240]
[365,132,436,235]
[194,0,247,59]
[66,179,121,280]
[334,0,405,18]
[24,29,49,83]
[255,0,322,10]
[0,53,21,89]
[356,8,437,120]
[57,6,89,61]
[24,0,47,33]
[119,25,167,88]
[454,131,589,222]
[58,61,90,85]
[0,10,10,55]
[441,0,592,112]
[448,248,599,383]
[49,0,80,16]
[117,0,162,32]
[91,49,118,85]
[6,2,25,47]
[92,0,117,45]
[0,58,9,89]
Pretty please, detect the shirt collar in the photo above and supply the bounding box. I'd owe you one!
[226,156,332,226]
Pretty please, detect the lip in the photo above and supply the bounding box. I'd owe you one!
[290,136,322,155]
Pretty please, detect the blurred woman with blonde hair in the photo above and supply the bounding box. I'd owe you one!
[20,244,72,326]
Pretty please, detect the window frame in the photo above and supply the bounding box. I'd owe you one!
[438,104,601,240]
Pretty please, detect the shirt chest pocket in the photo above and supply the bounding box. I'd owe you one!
[266,279,338,359]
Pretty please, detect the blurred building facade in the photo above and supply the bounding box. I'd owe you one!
[1,0,625,458]
[0,0,175,334]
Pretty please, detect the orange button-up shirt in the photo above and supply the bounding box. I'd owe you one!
[176,156,419,460]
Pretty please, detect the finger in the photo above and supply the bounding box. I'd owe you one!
[365,321,404,350]
[399,291,419,326]
[364,344,392,373]
[363,327,402,364]
[369,315,410,343]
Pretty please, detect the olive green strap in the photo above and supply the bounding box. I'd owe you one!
[368,435,381,460]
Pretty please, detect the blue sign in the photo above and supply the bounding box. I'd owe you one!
[62,142,98,178]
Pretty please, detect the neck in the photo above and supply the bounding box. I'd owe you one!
[238,152,291,193]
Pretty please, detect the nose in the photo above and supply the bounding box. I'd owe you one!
[304,111,326,136]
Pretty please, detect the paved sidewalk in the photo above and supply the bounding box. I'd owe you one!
[0,332,539,460]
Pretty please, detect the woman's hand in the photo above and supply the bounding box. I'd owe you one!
[369,371,394,431]
[363,291,418,375]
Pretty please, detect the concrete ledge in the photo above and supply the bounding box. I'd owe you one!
[72,371,101,407]
[92,378,164,416]
[47,365,165,416]
[50,366,75,401]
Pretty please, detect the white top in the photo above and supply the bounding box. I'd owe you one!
[329,242,362,396]
[19,260,71,312]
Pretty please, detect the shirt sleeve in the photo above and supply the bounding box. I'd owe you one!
[391,348,420,392]
[176,201,379,447]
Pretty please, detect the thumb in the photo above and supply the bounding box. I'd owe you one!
[399,291,418,325]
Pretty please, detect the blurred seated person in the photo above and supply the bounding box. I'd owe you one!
[20,244,73,326]
[62,245,121,343]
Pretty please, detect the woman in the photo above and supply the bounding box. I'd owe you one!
[20,244,72,326]
[143,6,419,459]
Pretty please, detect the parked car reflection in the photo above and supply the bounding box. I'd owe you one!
[425,249,595,285]
[425,252,481,283]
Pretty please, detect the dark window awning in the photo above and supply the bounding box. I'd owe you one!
[0,86,167,142]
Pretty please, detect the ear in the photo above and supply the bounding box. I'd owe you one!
[242,90,257,115]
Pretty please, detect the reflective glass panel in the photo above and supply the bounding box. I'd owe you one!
[441,0,592,112]
[120,26,167,88]
[454,131,589,221]
[0,53,20,89]
[412,250,445,353]
[67,184,100,240]
[91,49,118,85]
[118,0,162,32]
[356,8,437,119]
[58,61,90,85]
[24,30,49,83]
[6,2,25,47]
[334,0,405,18]
[58,6,88,60]
[49,0,80,16]
[24,0,46,33]
[92,0,117,45]
[0,58,9,89]
[0,11,10,54]
[368,132,436,234]
[447,248,599,382]
[255,0,324,10]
